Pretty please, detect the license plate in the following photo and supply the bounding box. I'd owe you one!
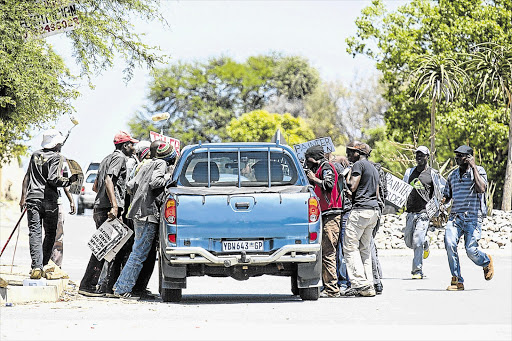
[222,240,263,252]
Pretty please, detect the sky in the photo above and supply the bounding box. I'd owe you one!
[23,0,409,171]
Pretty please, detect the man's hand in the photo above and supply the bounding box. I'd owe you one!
[19,196,26,212]
[306,169,318,182]
[108,206,118,221]
[69,202,76,215]
[465,154,477,168]
[69,174,79,183]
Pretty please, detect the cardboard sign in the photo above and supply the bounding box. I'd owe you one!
[150,131,181,157]
[426,196,439,219]
[87,218,133,262]
[385,172,413,209]
[293,137,335,161]
[66,159,84,195]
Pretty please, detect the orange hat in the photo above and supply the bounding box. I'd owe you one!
[113,131,139,145]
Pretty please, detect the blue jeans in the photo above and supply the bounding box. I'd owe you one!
[114,219,157,294]
[336,211,350,287]
[444,213,490,283]
[404,212,429,275]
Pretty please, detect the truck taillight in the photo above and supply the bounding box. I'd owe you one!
[308,197,319,223]
[168,234,176,243]
[164,199,177,224]
[309,232,318,241]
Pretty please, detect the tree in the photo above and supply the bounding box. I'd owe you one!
[464,43,512,210]
[347,0,512,207]
[226,110,314,145]
[0,0,165,162]
[410,54,467,166]
[130,55,320,144]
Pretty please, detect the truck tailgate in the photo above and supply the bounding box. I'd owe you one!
[172,192,311,252]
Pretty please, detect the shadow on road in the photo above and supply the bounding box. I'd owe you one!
[163,294,304,305]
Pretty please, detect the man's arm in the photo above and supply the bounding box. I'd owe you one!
[105,174,118,220]
[19,172,29,211]
[150,162,170,190]
[466,155,486,193]
[63,187,75,215]
[47,156,76,188]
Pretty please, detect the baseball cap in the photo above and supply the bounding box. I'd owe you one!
[414,146,430,156]
[454,145,473,155]
[41,129,65,149]
[347,142,371,156]
[113,131,139,145]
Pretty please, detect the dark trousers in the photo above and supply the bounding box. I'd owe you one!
[79,207,125,291]
[26,199,59,269]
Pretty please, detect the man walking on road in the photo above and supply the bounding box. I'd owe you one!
[19,129,78,279]
[442,145,494,291]
[403,146,435,279]
[343,142,380,297]
[305,145,343,298]
[78,131,138,297]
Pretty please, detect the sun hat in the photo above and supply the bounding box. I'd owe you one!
[113,131,139,145]
[347,142,371,156]
[41,129,65,149]
[454,145,473,155]
[414,146,430,156]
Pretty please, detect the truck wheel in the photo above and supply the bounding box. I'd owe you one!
[77,203,84,215]
[161,288,182,303]
[291,275,299,296]
[299,287,319,301]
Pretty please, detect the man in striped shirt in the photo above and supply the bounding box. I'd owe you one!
[441,145,494,291]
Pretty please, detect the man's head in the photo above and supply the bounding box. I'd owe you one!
[41,129,65,151]
[150,140,177,165]
[114,131,138,157]
[346,141,371,163]
[304,145,325,172]
[134,141,151,162]
[454,145,473,167]
[414,145,430,167]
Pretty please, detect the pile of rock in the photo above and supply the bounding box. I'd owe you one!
[376,210,512,250]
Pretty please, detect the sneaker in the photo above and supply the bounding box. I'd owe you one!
[446,276,464,291]
[319,290,340,298]
[357,285,376,297]
[423,237,430,259]
[412,273,424,279]
[78,287,105,297]
[30,268,42,279]
[340,287,358,297]
[133,289,157,300]
[483,254,494,281]
[42,264,55,279]
[374,282,383,295]
[112,292,140,300]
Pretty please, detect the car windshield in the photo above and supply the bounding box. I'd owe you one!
[179,150,298,187]
[85,173,97,183]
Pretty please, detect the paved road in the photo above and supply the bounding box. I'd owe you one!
[1,206,511,340]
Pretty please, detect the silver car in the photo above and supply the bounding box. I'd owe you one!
[77,170,97,215]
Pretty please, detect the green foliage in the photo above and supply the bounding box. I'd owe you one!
[226,110,314,145]
[131,55,320,144]
[0,0,165,162]
[348,0,512,207]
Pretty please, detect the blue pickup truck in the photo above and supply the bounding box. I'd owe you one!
[158,142,322,302]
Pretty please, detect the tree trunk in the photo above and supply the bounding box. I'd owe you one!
[501,99,512,211]
[430,96,437,167]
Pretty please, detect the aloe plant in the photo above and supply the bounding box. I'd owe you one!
[464,43,512,211]
[410,55,468,168]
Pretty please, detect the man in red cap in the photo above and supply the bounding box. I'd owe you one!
[78,131,138,297]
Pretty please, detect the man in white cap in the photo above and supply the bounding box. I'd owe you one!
[19,129,78,279]
[403,146,436,279]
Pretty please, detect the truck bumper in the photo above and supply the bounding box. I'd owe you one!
[164,244,320,267]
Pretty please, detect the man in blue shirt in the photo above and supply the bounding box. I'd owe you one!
[442,145,494,291]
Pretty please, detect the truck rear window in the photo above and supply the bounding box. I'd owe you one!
[179,151,299,187]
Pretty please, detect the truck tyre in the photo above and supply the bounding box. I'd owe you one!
[299,287,319,301]
[291,275,299,296]
[161,288,182,303]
